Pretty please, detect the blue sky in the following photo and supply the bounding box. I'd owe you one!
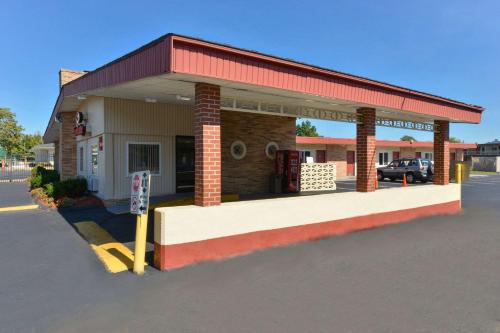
[1,0,498,143]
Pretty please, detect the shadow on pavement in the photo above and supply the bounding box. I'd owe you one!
[57,205,156,268]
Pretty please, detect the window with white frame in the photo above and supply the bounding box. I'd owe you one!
[128,143,160,175]
[378,152,389,166]
[423,152,433,160]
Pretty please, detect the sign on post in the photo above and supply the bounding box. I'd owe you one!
[130,171,151,215]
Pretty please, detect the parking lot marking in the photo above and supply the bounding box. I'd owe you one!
[74,221,146,273]
[0,204,38,212]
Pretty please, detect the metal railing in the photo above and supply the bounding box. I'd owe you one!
[0,157,54,183]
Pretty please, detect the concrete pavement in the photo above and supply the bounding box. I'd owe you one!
[0,177,499,332]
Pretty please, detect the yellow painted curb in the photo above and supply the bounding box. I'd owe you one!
[0,204,38,212]
[74,221,147,274]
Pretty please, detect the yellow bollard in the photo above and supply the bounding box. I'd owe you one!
[133,213,149,275]
[455,163,462,184]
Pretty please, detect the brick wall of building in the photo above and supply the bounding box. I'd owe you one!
[59,69,87,88]
[400,147,416,158]
[221,112,296,194]
[59,112,77,180]
[326,145,347,178]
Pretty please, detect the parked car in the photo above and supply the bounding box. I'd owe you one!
[377,158,433,183]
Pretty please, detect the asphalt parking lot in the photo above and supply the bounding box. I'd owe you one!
[0,175,499,332]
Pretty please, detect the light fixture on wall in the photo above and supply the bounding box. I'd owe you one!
[176,95,191,101]
[145,98,157,103]
[77,95,87,100]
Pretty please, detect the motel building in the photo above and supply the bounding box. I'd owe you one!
[296,136,476,178]
[43,33,484,270]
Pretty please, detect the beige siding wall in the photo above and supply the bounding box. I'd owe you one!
[103,98,194,200]
[110,134,176,199]
[104,98,194,136]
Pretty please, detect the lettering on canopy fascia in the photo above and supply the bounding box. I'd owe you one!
[375,117,437,132]
[221,97,437,132]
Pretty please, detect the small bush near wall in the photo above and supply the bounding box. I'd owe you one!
[29,166,60,189]
[44,178,87,199]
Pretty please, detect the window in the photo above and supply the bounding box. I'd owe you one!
[378,152,389,166]
[230,140,247,160]
[79,147,84,172]
[424,152,433,160]
[299,150,311,163]
[266,142,279,160]
[128,143,160,175]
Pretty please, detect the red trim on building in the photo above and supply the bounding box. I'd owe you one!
[296,136,477,150]
[154,200,461,270]
[45,33,484,141]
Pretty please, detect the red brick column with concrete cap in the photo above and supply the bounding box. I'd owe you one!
[433,120,450,185]
[356,107,377,192]
[58,112,77,180]
[194,83,221,207]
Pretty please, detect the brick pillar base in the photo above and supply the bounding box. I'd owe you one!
[195,83,221,207]
[356,108,376,192]
[434,120,450,185]
[59,112,77,180]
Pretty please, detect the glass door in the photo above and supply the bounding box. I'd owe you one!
[175,136,195,193]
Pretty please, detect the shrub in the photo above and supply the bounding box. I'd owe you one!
[44,178,87,199]
[44,182,60,199]
[41,170,60,185]
[61,178,87,198]
[30,175,43,189]
[31,165,47,177]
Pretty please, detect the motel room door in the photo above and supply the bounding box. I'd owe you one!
[346,151,355,176]
[393,151,400,161]
[175,136,195,193]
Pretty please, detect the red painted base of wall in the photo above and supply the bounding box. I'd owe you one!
[154,200,461,271]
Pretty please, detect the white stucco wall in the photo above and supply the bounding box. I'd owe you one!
[155,184,461,246]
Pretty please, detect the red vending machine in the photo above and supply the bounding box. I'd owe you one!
[275,150,300,193]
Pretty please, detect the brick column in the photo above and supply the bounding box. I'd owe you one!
[53,140,60,172]
[434,120,450,185]
[194,83,221,207]
[356,107,376,192]
[59,112,77,180]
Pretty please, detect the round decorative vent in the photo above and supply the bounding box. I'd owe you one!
[265,142,279,159]
[230,140,247,160]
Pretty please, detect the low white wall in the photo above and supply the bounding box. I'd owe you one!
[155,184,461,246]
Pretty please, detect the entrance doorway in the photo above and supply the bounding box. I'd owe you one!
[175,136,195,193]
[346,151,355,176]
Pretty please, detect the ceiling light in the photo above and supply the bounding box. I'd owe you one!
[176,95,191,101]
[145,98,157,103]
[77,95,87,100]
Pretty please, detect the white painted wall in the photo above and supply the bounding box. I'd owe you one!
[155,184,461,245]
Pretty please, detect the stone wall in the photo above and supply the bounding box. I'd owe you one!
[221,112,296,194]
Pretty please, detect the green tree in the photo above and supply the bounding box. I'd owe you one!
[0,108,24,155]
[296,120,319,137]
[400,135,417,142]
[449,137,462,143]
[18,132,43,156]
